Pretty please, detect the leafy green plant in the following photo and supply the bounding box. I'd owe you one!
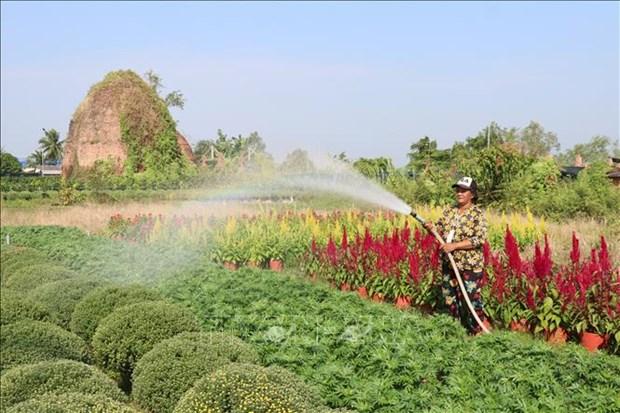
[92,301,202,392]
[133,332,259,413]
[28,278,107,329]
[4,264,79,292]
[0,289,50,325]
[6,392,140,413]
[0,320,88,372]
[0,360,127,409]
[173,363,324,413]
[70,284,162,341]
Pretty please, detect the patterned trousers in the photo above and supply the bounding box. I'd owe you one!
[441,261,487,334]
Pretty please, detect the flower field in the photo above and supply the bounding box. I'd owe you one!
[102,207,620,353]
[1,225,619,413]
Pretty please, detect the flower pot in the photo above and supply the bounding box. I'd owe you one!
[330,281,337,289]
[580,331,605,352]
[357,286,368,299]
[395,296,411,310]
[545,327,567,345]
[417,303,434,315]
[340,283,351,292]
[510,319,529,333]
[247,260,260,269]
[371,293,384,303]
[269,259,283,272]
[223,261,238,271]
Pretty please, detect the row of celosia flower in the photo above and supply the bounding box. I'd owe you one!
[303,224,619,353]
[105,208,545,266]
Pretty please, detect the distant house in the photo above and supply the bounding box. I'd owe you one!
[22,165,62,176]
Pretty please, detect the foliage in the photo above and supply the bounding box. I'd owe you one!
[4,264,79,292]
[0,320,88,372]
[38,128,64,163]
[6,392,140,413]
[1,150,22,176]
[133,332,259,413]
[0,289,50,325]
[531,161,620,224]
[92,301,201,392]
[517,120,560,158]
[173,363,324,413]
[144,69,186,109]
[0,360,127,409]
[280,148,315,174]
[353,157,394,184]
[557,135,620,165]
[0,176,61,192]
[0,246,52,281]
[426,332,620,413]
[29,278,106,329]
[162,266,467,412]
[70,284,162,341]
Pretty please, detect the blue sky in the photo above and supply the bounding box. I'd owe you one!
[1,1,618,165]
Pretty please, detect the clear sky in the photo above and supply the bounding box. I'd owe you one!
[1,1,618,165]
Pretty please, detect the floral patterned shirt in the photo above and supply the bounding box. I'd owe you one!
[435,204,488,271]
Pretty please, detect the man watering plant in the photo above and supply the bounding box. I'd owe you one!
[424,176,490,335]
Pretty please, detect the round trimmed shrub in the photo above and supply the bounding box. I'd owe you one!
[0,320,87,372]
[5,264,79,292]
[133,332,259,413]
[173,363,323,413]
[28,278,106,328]
[6,392,140,413]
[92,301,201,392]
[70,284,162,341]
[1,247,54,285]
[0,360,127,409]
[0,289,50,325]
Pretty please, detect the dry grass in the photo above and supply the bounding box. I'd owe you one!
[0,200,260,234]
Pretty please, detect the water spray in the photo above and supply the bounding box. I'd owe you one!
[408,209,490,334]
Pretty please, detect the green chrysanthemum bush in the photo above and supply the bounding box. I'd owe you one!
[133,332,260,413]
[92,301,201,392]
[0,289,50,325]
[69,284,162,341]
[0,246,50,281]
[3,264,78,292]
[0,360,127,409]
[173,363,324,413]
[5,392,141,413]
[28,278,106,328]
[0,320,88,372]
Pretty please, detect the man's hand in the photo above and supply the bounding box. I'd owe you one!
[441,243,458,254]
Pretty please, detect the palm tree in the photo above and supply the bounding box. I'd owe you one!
[27,149,44,168]
[39,128,64,164]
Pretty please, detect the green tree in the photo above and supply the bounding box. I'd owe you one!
[39,128,64,164]
[280,149,314,174]
[332,152,350,163]
[353,157,395,184]
[407,136,451,176]
[517,121,560,158]
[194,130,267,165]
[144,70,185,109]
[556,135,619,165]
[27,149,45,168]
[0,149,22,176]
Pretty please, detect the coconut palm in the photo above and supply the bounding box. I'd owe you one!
[39,128,64,164]
[27,149,45,168]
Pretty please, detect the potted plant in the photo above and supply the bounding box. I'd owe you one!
[534,295,567,344]
[574,303,606,352]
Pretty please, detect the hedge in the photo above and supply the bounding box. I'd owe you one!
[28,278,107,328]
[173,363,324,413]
[6,392,140,413]
[92,301,201,392]
[0,360,127,409]
[5,264,79,292]
[0,289,50,325]
[70,284,162,341]
[0,320,88,372]
[133,332,259,413]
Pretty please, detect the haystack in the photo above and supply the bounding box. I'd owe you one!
[62,70,193,178]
